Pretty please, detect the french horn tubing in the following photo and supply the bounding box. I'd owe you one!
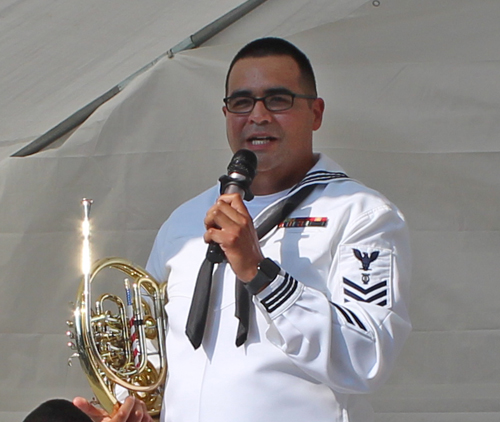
[67,199,168,418]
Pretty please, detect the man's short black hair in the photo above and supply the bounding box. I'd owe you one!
[225,37,317,96]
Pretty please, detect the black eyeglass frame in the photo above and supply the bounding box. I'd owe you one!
[223,92,318,114]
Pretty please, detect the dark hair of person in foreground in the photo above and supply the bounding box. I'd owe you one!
[23,399,92,422]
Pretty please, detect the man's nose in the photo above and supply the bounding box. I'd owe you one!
[248,99,272,124]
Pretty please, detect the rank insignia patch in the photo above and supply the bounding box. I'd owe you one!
[338,244,392,308]
[278,217,328,228]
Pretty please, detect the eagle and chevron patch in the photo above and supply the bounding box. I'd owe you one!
[339,244,392,308]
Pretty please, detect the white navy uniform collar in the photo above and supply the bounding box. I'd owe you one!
[252,153,349,229]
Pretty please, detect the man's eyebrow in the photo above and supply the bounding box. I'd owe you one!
[264,87,294,95]
[228,89,253,97]
[228,87,294,97]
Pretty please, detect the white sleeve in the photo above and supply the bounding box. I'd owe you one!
[254,203,411,394]
[145,220,171,283]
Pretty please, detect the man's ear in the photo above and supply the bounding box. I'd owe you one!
[222,106,228,117]
[312,98,325,131]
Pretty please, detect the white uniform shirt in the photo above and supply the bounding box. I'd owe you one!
[146,154,411,422]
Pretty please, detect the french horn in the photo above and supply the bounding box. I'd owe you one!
[67,199,167,418]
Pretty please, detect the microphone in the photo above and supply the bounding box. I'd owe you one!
[206,149,257,263]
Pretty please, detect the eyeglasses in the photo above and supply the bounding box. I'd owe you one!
[223,92,317,114]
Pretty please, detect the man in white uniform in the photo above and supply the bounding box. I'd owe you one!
[75,37,411,422]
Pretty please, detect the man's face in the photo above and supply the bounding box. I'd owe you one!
[223,55,324,191]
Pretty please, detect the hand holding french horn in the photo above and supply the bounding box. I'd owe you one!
[73,396,152,422]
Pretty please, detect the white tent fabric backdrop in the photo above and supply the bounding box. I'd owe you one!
[1,0,499,421]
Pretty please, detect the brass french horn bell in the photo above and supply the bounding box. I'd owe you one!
[67,199,168,418]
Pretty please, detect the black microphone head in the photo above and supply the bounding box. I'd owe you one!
[227,149,257,182]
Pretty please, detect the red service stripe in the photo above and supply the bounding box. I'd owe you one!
[278,217,328,228]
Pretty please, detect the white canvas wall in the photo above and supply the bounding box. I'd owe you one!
[1,1,499,421]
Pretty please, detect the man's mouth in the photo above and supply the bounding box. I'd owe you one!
[248,136,276,145]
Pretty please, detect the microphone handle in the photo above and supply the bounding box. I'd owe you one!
[223,183,245,197]
[206,183,246,264]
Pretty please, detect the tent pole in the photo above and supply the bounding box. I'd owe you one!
[11,0,267,158]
